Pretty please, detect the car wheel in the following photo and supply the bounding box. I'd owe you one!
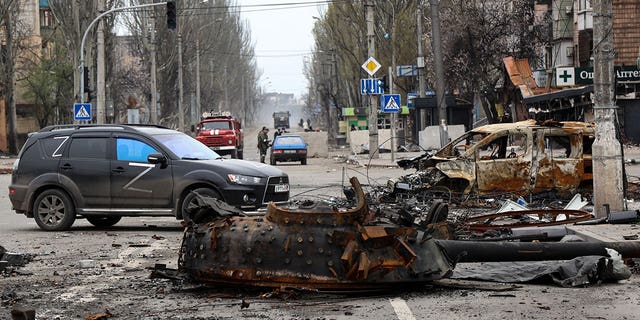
[33,189,76,231]
[301,157,307,165]
[86,216,122,227]
[270,157,276,165]
[237,150,244,159]
[181,188,221,222]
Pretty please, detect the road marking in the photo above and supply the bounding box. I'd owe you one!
[389,298,416,320]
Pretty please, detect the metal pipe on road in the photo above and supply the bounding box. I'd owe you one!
[438,240,640,263]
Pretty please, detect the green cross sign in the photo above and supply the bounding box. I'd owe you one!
[559,69,572,83]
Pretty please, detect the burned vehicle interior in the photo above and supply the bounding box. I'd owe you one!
[397,120,595,199]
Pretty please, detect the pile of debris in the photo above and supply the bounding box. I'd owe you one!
[173,177,640,290]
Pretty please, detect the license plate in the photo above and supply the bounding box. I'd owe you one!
[284,150,296,153]
[274,184,289,193]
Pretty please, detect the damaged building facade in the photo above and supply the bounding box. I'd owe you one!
[503,0,640,142]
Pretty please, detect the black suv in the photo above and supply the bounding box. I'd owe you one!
[9,124,290,231]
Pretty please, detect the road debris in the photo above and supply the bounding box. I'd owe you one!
[176,176,640,290]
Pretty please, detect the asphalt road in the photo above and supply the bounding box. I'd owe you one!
[1,152,640,319]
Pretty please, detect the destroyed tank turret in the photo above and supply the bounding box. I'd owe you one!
[178,177,454,289]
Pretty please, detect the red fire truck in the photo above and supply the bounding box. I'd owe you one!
[193,112,244,159]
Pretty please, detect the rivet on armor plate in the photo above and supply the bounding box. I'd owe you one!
[297,236,303,243]
[284,258,291,264]
[269,236,275,243]
[284,218,289,224]
[199,244,204,250]
[200,253,205,260]
[327,250,332,255]
[316,218,322,224]
[268,226,273,231]
[327,260,334,267]
[261,230,266,235]
[256,270,262,277]
[297,250,303,256]
[255,257,262,264]
[306,259,312,265]
[246,247,252,253]
[299,220,304,225]
[318,248,324,254]
[308,236,314,243]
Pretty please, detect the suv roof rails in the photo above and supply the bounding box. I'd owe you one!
[38,124,169,133]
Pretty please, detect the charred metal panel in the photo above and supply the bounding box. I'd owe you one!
[179,177,453,289]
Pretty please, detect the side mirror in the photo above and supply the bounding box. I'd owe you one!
[147,153,167,165]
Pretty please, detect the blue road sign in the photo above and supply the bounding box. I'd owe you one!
[360,78,384,95]
[74,103,91,121]
[407,93,417,108]
[381,94,401,113]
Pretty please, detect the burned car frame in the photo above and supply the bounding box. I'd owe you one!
[396,120,595,198]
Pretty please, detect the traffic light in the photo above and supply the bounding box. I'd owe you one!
[167,1,176,30]
[83,67,90,92]
[379,75,389,92]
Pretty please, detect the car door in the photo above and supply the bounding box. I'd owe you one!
[59,133,111,209]
[533,128,583,194]
[110,135,174,209]
[475,131,531,193]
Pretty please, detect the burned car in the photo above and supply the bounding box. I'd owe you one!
[395,120,595,198]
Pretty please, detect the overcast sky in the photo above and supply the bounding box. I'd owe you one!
[238,0,327,98]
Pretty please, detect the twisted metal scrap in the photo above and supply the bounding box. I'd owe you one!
[179,177,454,289]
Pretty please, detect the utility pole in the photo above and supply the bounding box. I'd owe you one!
[416,4,426,142]
[177,33,184,131]
[6,5,18,153]
[592,0,624,217]
[96,0,105,124]
[389,0,396,162]
[429,0,447,147]
[196,38,201,119]
[150,7,158,124]
[366,0,379,159]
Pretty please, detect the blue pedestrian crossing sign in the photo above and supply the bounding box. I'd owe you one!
[74,103,92,121]
[381,94,401,113]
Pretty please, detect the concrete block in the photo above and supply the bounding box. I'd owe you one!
[295,131,328,158]
[418,125,466,151]
[78,260,96,269]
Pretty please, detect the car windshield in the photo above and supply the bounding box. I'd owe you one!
[154,133,221,160]
[201,121,231,130]
[275,136,304,146]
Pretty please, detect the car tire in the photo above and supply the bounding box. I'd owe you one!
[237,150,243,159]
[33,189,76,231]
[301,157,307,165]
[181,188,221,222]
[270,157,276,165]
[86,216,122,227]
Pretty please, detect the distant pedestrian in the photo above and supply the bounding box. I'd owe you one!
[303,120,309,132]
[257,127,270,163]
[274,127,283,139]
[306,119,313,131]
